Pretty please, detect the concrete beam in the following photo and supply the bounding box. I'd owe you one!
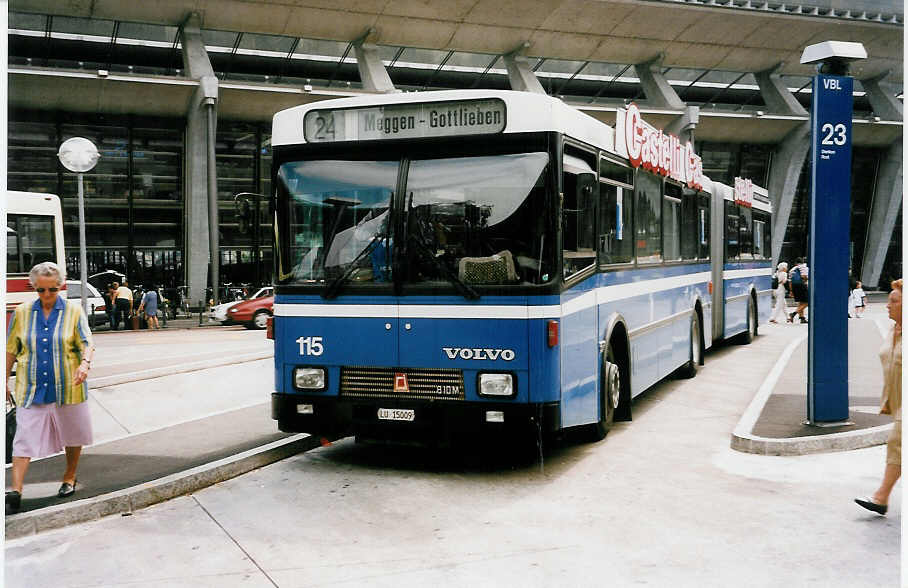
[182,13,219,307]
[353,42,398,94]
[860,138,903,288]
[633,55,685,110]
[768,121,810,267]
[503,54,546,95]
[664,105,700,147]
[754,64,808,116]
[860,71,903,121]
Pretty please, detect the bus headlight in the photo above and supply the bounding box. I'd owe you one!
[478,373,514,397]
[294,367,326,390]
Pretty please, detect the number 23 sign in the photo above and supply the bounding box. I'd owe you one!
[812,75,853,166]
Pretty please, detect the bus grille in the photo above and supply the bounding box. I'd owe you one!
[340,366,465,401]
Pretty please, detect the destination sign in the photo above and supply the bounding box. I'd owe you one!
[734,177,753,207]
[303,99,506,143]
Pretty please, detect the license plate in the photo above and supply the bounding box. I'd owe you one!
[377,408,415,422]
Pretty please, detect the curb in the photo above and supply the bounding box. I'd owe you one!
[730,331,889,456]
[731,423,893,456]
[5,433,320,540]
[91,351,274,388]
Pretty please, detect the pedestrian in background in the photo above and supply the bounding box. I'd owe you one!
[851,280,867,318]
[788,257,809,324]
[5,262,95,514]
[855,278,902,515]
[109,282,121,330]
[103,284,116,329]
[138,284,161,330]
[769,261,789,323]
[115,280,134,330]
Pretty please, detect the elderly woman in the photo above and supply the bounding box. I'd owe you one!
[769,261,789,323]
[855,278,902,515]
[5,262,95,514]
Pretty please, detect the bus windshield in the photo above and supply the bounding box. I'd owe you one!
[277,151,554,290]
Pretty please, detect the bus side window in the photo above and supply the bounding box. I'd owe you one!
[598,183,633,265]
[7,218,19,274]
[697,194,710,260]
[634,170,662,264]
[680,187,699,260]
[725,201,739,261]
[562,171,597,278]
[663,182,682,262]
[753,210,771,259]
[738,205,753,260]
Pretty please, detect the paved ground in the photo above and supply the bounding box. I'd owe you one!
[5,305,900,587]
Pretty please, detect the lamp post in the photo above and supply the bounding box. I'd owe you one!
[58,137,100,318]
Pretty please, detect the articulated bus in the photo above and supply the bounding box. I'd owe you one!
[5,191,67,321]
[269,90,772,446]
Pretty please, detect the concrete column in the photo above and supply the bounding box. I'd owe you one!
[860,138,903,288]
[664,105,700,146]
[353,42,398,93]
[768,122,810,267]
[755,65,808,116]
[860,71,903,121]
[633,56,685,110]
[503,54,546,95]
[181,13,219,308]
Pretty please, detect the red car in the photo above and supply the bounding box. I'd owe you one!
[226,295,274,330]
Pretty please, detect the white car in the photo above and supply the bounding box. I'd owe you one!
[65,280,109,327]
[209,286,273,324]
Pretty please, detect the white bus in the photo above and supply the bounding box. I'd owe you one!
[6,191,67,320]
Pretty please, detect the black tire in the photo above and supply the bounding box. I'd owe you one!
[248,310,271,330]
[586,342,621,441]
[678,314,701,379]
[738,296,756,345]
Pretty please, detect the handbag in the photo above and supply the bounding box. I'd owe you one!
[6,396,16,464]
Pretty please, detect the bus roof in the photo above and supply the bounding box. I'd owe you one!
[272,89,614,151]
[5,191,61,215]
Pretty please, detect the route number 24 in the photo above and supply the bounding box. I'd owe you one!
[297,336,324,356]
[821,123,847,146]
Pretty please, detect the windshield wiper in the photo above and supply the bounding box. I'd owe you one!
[321,232,387,300]
[405,194,480,301]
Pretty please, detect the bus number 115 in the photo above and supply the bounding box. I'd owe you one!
[297,336,324,356]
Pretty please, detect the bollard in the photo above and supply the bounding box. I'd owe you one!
[89,304,95,329]
[199,302,203,326]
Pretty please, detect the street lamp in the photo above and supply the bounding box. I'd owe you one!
[58,137,100,318]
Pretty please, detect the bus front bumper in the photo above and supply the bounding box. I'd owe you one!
[271,393,560,442]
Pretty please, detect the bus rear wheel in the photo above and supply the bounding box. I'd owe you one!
[678,314,701,379]
[738,297,756,344]
[586,343,620,441]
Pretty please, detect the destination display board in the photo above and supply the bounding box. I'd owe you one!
[303,99,507,143]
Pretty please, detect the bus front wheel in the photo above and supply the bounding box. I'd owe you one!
[678,314,702,379]
[587,344,620,441]
[738,297,756,345]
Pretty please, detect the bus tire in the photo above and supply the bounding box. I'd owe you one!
[586,343,620,441]
[678,314,701,379]
[738,296,756,345]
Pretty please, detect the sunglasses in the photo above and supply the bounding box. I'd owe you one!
[35,287,60,293]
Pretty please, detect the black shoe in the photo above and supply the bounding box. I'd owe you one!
[6,490,21,514]
[855,497,887,515]
[800,317,808,324]
[57,480,77,498]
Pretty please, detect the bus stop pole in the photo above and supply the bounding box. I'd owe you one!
[77,173,89,319]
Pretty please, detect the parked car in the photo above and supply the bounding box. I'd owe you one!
[209,286,273,324]
[226,295,274,330]
[65,280,109,326]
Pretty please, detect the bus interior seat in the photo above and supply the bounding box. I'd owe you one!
[458,250,517,284]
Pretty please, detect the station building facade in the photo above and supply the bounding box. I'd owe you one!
[7,1,903,303]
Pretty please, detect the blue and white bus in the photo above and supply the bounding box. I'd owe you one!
[269,90,772,446]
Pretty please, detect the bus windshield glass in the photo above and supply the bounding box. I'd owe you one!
[277,151,554,289]
[402,152,551,286]
[279,160,398,283]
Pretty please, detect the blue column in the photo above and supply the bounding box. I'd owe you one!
[807,74,852,424]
